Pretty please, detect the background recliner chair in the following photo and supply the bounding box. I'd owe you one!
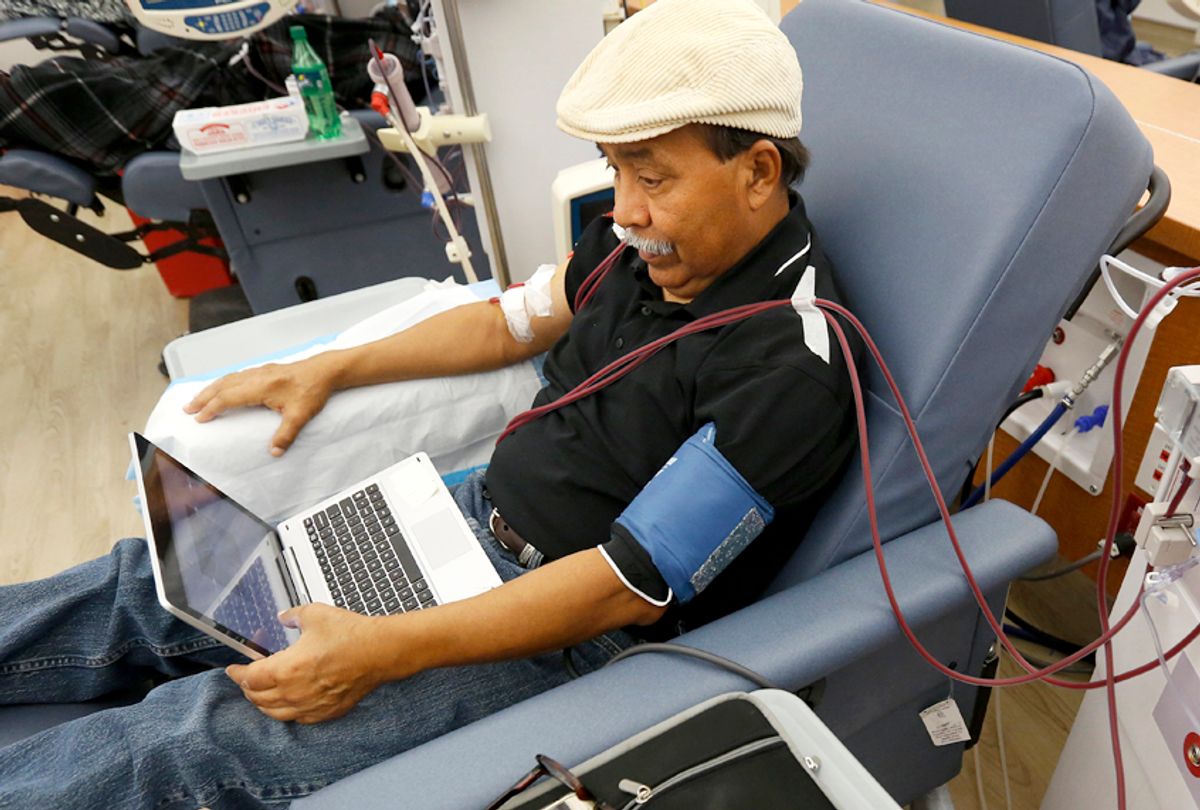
[0,15,490,322]
[944,0,1200,78]
[0,0,1158,803]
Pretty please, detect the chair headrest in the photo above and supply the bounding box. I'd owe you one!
[770,0,1151,587]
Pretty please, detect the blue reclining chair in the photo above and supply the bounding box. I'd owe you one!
[291,1,1153,805]
[0,0,1156,803]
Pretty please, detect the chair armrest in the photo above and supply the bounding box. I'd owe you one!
[148,278,540,523]
[295,499,1056,810]
[62,18,122,53]
[0,17,62,43]
[162,277,492,380]
[0,149,97,206]
[349,109,388,131]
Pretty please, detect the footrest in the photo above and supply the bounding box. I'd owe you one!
[13,197,143,269]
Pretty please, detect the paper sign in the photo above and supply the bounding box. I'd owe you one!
[920,698,972,747]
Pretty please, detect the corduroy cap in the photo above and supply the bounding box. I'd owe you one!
[556,0,803,144]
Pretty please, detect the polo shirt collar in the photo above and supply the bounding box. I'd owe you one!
[631,193,814,320]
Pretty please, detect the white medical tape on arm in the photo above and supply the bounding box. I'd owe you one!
[499,264,558,343]
[790,265,831,364]
[525,263,557,318]
[499,285,535,342]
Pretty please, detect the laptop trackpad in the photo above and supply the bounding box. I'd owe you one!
[412,512,474,570]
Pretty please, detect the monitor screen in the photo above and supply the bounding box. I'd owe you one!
[571,189,616,247]
[134,434,298,655]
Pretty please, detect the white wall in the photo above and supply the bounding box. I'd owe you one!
[430,0,608,284]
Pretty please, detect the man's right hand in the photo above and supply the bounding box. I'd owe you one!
[183,358,335,457]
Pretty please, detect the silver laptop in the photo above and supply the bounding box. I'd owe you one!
[129,432,501,659]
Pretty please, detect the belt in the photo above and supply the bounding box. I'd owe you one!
[489,508,544,568]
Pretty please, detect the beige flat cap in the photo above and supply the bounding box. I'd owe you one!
[556,0,803,144]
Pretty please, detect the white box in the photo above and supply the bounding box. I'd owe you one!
[173,96,309,156]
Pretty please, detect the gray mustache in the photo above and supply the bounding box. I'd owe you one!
[622,229,674,257]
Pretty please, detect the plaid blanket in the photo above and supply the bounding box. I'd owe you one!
[0,43,243,174]
[0,10,421,176]
[0,0,130,23]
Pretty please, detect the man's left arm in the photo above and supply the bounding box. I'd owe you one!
[227,550,665,724]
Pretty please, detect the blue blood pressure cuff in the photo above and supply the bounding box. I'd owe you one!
[600,423,775,605]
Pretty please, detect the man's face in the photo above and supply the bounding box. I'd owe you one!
[600,125,773,303]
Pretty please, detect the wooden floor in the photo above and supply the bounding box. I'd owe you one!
[0,185,188,586]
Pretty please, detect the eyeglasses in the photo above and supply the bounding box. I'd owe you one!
[484,753,616,810]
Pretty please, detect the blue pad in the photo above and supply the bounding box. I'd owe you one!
[615,423,773,603]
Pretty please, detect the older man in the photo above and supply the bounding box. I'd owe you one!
[0,1,859,807]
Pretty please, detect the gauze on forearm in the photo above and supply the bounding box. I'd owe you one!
[499,264,557,343]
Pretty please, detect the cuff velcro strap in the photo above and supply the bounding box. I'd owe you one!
[614,423,774,603]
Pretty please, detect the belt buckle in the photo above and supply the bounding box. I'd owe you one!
[489,508,524,553]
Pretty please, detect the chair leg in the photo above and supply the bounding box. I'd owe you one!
[909,784,956,810]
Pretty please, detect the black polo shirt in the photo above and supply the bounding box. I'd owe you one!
[485,196,861,636]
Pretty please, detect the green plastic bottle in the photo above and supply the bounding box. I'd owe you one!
[289,25,342,140]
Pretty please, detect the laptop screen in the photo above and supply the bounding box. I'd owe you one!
[133,434,299,656]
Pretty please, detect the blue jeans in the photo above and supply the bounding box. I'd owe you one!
[0,473,635,809]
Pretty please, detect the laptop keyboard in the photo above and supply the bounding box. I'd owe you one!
[213,556,290,652]
[303,484,438,616]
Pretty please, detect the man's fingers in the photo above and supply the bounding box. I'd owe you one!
[257,705,301,722]
[239,685,290,708]
[269,411,310,457]
[184,378,227,415]
[276,604,312,628]
[193,386,254,423]
[227,660,278,692]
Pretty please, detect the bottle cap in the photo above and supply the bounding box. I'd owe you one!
[290,25,307,41]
